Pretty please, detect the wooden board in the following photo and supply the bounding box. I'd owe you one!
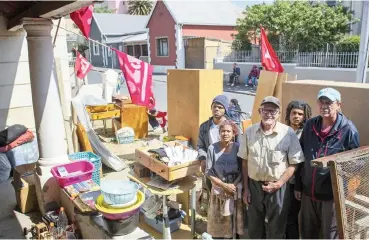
[88,110,120,120]
[167,69,223,148]
[273,73,288,122]
[251,70,278,124]
[282,80,369,146]
[120,104,148,139]
[76,123,93,152]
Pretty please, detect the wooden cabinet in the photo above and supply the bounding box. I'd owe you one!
[167,69,223,148]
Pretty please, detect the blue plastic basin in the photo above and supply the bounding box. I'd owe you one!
[100,180,139,205]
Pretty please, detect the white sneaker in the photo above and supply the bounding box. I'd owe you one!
[245,84,248,86]
[231,83,234,86]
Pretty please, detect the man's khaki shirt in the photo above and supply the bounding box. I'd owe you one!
[237,121,304,182]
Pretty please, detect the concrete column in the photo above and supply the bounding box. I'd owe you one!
[23,18,68,165]
[23,18,69,214]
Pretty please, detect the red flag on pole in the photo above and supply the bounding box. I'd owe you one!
[74,50,92,79]
[114,49,154,107]
[70,5,94,38]
[260,26,284,73]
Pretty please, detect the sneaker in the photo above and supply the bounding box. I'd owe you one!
[231,83,234,87]
[245,84,248,86]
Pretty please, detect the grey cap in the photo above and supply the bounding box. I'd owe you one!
[261,96,280,108]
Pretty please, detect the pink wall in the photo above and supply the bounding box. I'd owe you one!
[147,1,177,66]
[182,25,236,41]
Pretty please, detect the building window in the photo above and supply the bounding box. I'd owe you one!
[93,41,99,55]
[134,45,142,58]
[119,45,123,52]
[142,44,148,56]
[156,38,169,56]
[108,47,112,57]
[127,45,134,56]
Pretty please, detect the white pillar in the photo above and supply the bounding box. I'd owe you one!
[356,0,369,83]
[23,18,69,214]
[23,18,68,165]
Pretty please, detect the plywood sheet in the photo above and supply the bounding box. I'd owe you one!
[274,73,288,122]
[251,71,279,124]
[120,104,148,139]
[167,69,223,148]
[282,80,369,146]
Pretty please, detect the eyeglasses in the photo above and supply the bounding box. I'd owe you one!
[260,108,279,115]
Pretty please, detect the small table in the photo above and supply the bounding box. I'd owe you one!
[128,173,197,240]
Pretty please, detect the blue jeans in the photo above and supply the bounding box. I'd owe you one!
[244,77,257,85]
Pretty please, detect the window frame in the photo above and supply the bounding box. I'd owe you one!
[156,37,169,57]
[93,41,99,55]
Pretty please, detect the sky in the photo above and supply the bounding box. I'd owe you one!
[231,0,274,10]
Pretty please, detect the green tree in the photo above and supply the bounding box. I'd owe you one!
[128,0,153,15]
[233,1,356,51]
[94,6,115,13]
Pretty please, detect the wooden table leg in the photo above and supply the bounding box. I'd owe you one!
[176,191,190,225]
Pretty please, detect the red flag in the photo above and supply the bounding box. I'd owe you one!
[260,26,284,73]
[114,49,154,107]
[74,50,92,79]
[70,5,94,38]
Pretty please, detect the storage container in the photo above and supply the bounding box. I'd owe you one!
[51,161,94,188]
[103,211,139,236]
[68,152,102,185]
[115,127,135,144]
[135,141,200,181]
[100,180,139,205]
[144,214,182,233]
[95,191,145,220]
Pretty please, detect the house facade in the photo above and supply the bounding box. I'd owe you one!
[89,13,149,69]
[146,0,243,73]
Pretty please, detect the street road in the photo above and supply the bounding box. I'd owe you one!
[120,79,255,115]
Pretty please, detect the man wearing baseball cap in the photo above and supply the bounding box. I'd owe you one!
[238,96,304,239]
[295,87,360,239]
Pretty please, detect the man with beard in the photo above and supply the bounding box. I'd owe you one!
[295,88,360,239]
[238,96,304,239]
[284,100,312,239]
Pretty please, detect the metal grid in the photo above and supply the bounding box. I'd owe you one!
[313,146,369,239]
[333,147,369,239]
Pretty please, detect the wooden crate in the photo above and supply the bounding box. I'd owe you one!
[135,142,200,181]
[167,69,223,148]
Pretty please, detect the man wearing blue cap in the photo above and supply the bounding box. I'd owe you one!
[295,88,360,239]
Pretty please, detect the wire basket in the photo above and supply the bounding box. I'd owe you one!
[68,151,102,185]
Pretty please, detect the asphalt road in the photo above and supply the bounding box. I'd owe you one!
[119,79,255,116]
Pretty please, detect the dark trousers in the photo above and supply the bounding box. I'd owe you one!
[285,183,301,239]
[300,193,338,239]
[148,114,159,129]
[248,179,290,239]
[229,74,238,84]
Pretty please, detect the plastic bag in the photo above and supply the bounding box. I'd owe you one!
[72,91,127,172]
[6,136,39,168]
[0,152,11,184]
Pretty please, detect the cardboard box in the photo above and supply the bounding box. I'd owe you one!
[12,163,38,213]
[135,141,200,181]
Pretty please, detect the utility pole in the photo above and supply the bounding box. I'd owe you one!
[356,0,369,83]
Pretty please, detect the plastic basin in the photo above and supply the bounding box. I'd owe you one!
[50,160,94,187]
[95,191,145,220]
[100,180,139,205]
